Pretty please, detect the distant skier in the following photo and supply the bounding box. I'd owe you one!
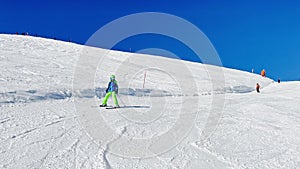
[261,69,266,77]
[278,78,281,83]
[256,83,260,93]
[100,75,120,108]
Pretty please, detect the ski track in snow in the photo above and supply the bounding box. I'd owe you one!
[1,34,299,169]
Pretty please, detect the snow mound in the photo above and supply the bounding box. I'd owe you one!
[0,34,272,106]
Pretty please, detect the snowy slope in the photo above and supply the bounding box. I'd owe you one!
[1,34,299,169]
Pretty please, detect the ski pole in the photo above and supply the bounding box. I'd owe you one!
[117,94,126,106]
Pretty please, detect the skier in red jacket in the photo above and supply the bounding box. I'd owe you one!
[256,83,260,93]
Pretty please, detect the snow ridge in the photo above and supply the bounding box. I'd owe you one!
[1,85,262,106]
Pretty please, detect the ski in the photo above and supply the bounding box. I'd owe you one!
[97,105,120,109]
[106,107,117,109]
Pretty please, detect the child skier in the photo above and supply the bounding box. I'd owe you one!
[100,75,120,108]
[256,83,260,93]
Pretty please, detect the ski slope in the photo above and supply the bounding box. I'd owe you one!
[0,34,299,169]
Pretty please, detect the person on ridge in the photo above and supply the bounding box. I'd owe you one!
[100,75,120,108]
[256,83,260,93]
[261,69,266,77]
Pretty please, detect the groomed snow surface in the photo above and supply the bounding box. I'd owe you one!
[0,34,299,169]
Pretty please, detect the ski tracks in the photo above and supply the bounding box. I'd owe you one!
[0,100,105,169]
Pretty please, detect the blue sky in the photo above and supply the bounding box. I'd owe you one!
[1,0,300,80]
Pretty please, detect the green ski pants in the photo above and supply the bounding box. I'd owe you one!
[102,91,119,106]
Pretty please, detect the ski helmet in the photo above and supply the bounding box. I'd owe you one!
[110,75,115,81]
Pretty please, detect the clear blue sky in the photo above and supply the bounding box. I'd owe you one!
[1,0,300,80]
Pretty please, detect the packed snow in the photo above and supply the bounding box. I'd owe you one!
[0,34,299,169]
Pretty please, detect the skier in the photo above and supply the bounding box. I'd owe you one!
[278,78,281,83]
[261,69,266,77]
[256,83,260,93]
[100,75,120,108]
